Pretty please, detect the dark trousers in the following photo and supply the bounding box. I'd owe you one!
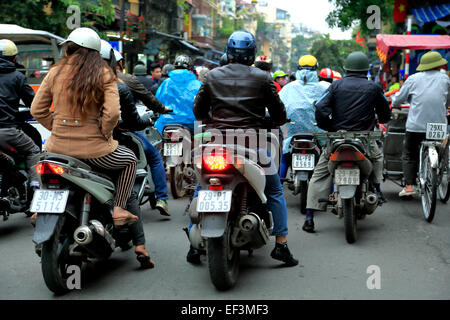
[402,131,426,185]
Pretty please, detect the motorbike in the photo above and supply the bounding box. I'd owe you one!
[31,124,154,294]
[188,126,280,290]
[314,131,383,244]
[0,108,42,220]
[285,133,321,214]
[162,124,197,199]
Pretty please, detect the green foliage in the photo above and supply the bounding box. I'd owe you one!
[0,0,115,38]
[326,0,395,37]
[309,34,367,74]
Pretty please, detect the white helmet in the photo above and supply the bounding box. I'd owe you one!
[113,49,123,62]
[61,27,101,52]
[100,39,113,60]
[0,39,18,56]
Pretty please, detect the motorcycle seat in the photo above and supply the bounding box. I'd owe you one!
[292,133,314,141]
[331,139,367,155]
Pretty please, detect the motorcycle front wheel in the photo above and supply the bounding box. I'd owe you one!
[343,198,357,244]
[207,219,240,291]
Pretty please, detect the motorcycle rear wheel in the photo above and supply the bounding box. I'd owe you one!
[343,198,357,244]
[438,146,450,203]
[299,180,308,215]
[41,215,81,294]
[170,165,186,199]
[207,220,240,291]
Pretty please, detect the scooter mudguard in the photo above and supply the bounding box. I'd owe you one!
[338,185,357,200]
[201,213,228,238]
[32,214,62,244]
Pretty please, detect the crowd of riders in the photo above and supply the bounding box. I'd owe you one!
[0,26,449,271]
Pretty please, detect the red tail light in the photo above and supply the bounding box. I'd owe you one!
[295,141,314,149]
[329,149,366,162]
[203,153,229,171]
[340,162,354,167]
[36,163,65,175]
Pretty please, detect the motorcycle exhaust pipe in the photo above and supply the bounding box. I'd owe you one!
[365,192,378,214]
[74,225,93,245]
[239,214,259,233]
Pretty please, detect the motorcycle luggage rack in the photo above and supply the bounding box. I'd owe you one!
[38,152,92,171]
[313,131,383,155]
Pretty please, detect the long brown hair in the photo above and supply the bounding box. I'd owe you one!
[53,42,115,115]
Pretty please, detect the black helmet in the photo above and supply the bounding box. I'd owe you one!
[219,53,228,66]
[344,51,370,72]
[174,55,193,70]
[162,63,175,76]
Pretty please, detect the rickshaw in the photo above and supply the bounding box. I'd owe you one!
[0,24,65,147]
[376,34,450,187]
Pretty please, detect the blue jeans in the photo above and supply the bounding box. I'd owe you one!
[188,150,288,237]
[132,132,168,200]
[280,153,290,179]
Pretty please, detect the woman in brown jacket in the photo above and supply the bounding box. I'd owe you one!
[31,27,138,226]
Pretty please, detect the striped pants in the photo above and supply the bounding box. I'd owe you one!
[86,145,137,208]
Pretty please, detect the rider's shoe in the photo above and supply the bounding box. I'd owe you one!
[186,245,205,265]
[377,191,387,204]
[156,199,170,216]
[399,185,416,198]
[270,242,298,267]
[302,218,315,233]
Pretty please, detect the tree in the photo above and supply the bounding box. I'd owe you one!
[326,0,395,37]
[310,34,367,74]
[0,0,115,38]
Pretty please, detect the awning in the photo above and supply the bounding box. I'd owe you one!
[411,4,450,27]
[147,29,200,52]
[376,34,450,62]
[0,24,65,45]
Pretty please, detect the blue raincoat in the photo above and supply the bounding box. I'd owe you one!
[279,69,327,154]
[154,69,202,133]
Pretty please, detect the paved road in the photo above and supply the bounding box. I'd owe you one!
[0,180,449,300]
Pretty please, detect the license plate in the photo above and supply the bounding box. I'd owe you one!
[197,190,232,212]
[426,123,447,140]
[30,190,69,213]
[292,153,315,170]
[163,142,182,156]
[335,168,360,185]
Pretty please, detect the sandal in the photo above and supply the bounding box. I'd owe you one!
[136,254,155,269]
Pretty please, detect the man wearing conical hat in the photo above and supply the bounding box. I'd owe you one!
[393,51,450,198]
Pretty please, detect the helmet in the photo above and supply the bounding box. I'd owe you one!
[162,63,175,76]
[255,55,272,71]
[226,30,256,65]
[298,55,318,70]
[113,49,123,62]
[61,27,101,52]
[416,51,448,71]
[0,39,18,57]
[272,70,287,80]
[99,39,113,60]
[319,68,334,80]
[332,70,342,80]
[344,51,369,72]
[174,54,193,70]
[133,64,147,76]
[219,53,228,66]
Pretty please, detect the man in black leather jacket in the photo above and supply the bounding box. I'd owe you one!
[192,30,298,267]
[302,51,391,233]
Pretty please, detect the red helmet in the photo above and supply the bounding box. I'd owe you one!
[332,70,342,80]
[319,68,334,80]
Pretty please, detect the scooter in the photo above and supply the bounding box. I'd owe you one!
[31,126,153,294]
[188,127,280,290]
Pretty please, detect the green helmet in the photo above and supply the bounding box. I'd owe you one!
[273,70,288,80]
[344,51,369,72]
[133,64,147,76]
